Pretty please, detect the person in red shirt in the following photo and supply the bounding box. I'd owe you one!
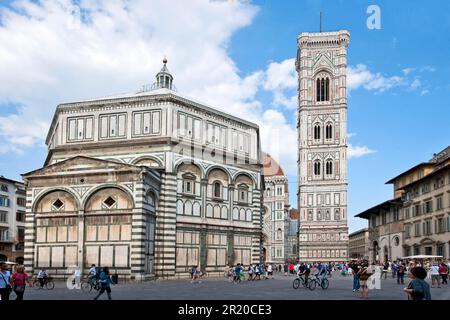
[11,265,32,301]
[289,263,294,275]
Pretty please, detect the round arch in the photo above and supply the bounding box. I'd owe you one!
[232,172,257,187]
[131,155,164,168]
[81,184,135,210]
[174,159,205,178]
[204,165,232,184]
[32,187,81,212]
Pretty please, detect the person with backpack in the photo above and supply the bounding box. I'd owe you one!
[247,264,254,281]
[404,266,431,300]
[439,262,448,285]
[397,263,406,285]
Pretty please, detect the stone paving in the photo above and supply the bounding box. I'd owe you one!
[15,272,450,300]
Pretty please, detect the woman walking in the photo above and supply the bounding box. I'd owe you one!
[94,267,114,300]
[10,265,32,301]
[357,261,372,299]
[439,262,448,285]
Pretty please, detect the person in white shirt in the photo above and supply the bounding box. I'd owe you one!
[430,263,441,288]
[88,264,97,280]
[0,261,11,301]
[267,264,273,279]
[37,269,48,288]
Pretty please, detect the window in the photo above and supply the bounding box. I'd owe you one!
[0,211,7,222]
[52,199,64,211]
[371,215,377,228]
[67,116,94,141]
[314,161,321,176]
[0,184,8,192]
[237,184,248,203]
[103,196,117,209]
[308,210,313,221]
[17,198,26,207]
[99,114,127,139]
[213,182,222,198]
[436,196,443,210]
[447,216,450,232]
[17,227,25,239]
[437,218,444,233]
[16,211,25,222]
[405,224,411,238]
[325,210,330,220]
[277,212,283,220]
[206,122,227,147]
[393,208,399,222]
[393,236,400,246]
[437,244,444,257]
[276,202,283,210]
[276,186,283,196]
[424,200,433,214]
[326,160,333,175]
[314,124,321,140]
[423,220,432,235]
[404,207,410,219]
[182,174,196,194]
[413,204,421,217]
[133,110,161,136]
[0,196,10,207]
[325,123,333,140]
[316,77,330,102]
[414,222,421,237]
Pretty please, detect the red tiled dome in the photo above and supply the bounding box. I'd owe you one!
[262,152,285,177]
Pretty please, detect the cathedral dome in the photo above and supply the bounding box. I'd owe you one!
[262,152,285,177]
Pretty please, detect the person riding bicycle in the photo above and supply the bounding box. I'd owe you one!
[298,263,311,284]
[190,265,199,282]
[37,268,48,288]
[88,264,98,281]
[316,264,327,282]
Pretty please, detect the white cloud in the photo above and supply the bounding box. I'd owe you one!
[420,89,429,96]
[263,58,297,109]
[409,79,421,91]
[402,68,414,76]
[348,144,376,159]
[347,64,404,93]
[0,0,260,153]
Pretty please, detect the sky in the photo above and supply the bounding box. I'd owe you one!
[0,0,449,233]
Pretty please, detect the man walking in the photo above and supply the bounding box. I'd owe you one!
[397,263,406,285]
[0,261,11,301]
[430,262,441,288]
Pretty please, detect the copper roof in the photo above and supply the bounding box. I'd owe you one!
[289,208,299,220]
[262,152,285,177]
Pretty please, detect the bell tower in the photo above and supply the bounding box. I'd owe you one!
[296,30,350,262]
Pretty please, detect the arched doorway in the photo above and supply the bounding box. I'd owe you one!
[262,247,267,263]
[383,245,389,262]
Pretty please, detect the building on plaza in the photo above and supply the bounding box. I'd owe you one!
[395,147,450,258]
[296,30,350,262]
[0,176,26,264]
[356,145,450,262]
[23,59,264,280]
[348,228,370,260]
[262,153,289,263]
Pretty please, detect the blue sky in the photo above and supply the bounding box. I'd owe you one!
[0,0,449,232]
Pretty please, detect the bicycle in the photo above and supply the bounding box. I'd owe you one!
[33,277,55,290]
[81,276,101,293]
[307,273,329,291]
[292,273,309,289]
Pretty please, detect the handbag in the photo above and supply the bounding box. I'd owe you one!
[14,284,25,293]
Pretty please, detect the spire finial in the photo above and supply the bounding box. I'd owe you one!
[320,12,322,32]
[163,56,167,64]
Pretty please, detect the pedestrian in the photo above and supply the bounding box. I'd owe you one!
[404,267,431,300]
[430,262,441,288]
[247,264,254,281]
[397,263,406,285]
[392,261,398,278]
[283,263,288,276]
[357,261,372,299]
[350,261,360,292]
[10,265,32,301]
[267,264,273,279]
[0,261,12,301]
[94,267,114,300]
[382,261,389,279]
[439,262,448,285]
